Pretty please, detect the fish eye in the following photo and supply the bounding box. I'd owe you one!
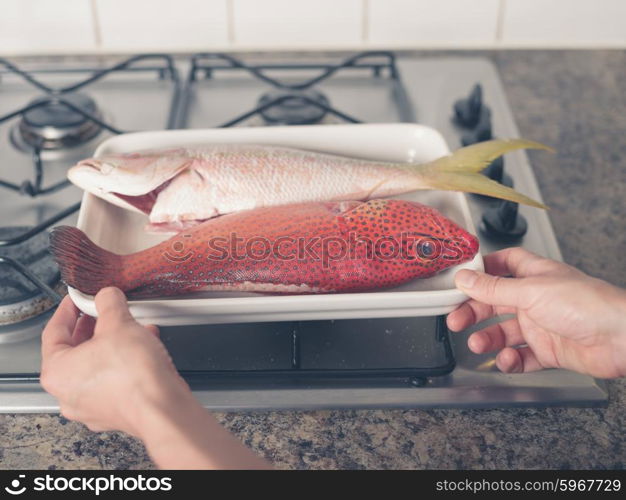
[417,239,437,258]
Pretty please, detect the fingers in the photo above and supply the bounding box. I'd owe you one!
[496,346,545,373]
[72,315,96,345]
[41,296,80,358]
[483,247,544,277]
[94,287,135,330]
[466,318,525,354]
[455,247,562,375]
[447,301,492,331]
[455,269,534,309]
[447,299,517,332]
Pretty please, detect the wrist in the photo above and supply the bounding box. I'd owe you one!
[602,281,626,378]
[612,288,626,377]
[129,377,271,469]
[127,370,196,441]
[130,376,219,468]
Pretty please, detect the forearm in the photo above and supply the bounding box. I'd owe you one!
[136,386,271,469]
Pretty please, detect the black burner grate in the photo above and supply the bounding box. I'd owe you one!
[0,52,456,387]
[0,226,59,306]
[180,51,407,127]
[0,54,181,312]
[0,54,180,197]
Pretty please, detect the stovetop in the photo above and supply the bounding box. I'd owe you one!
[0,52,607,411]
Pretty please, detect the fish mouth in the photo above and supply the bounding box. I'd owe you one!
[111,179,172,216]
[448,232,479,262]
[76,159,103,171]
[76,158,120,176]
[414,231,478,265]
[466,233,480,256]
[112,192,157,215]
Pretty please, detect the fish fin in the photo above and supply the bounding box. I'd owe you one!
[363,177,391,199]
[428,139,554,173]
[49,226,124,296]
[418,139,553,209]
[433,172,549,209]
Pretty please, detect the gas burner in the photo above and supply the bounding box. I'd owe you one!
[258,89,330,125]
[10,92,103,152]
[0,226,62,326]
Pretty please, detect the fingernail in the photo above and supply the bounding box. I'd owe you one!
[456,270,478,288]
[467,335,481,353]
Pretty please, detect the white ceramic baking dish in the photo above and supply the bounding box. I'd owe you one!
[68,123,483,325]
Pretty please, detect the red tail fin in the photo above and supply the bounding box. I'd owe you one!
[49,226,124,296]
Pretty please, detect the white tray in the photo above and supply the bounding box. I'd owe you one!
[68,123,483,325]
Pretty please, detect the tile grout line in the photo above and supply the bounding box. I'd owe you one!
[227,0,236,46]
[495,0,506,44]
[90,0,103,50]
[362,0,369,44]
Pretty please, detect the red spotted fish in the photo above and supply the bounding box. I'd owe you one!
[50,199,479,298]
[68,139,551,232]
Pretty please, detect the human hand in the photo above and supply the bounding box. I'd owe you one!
[447,247,626,378]
[41,288,271,469]
[40,287,190,436]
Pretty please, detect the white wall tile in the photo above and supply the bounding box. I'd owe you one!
[502,0,626,46]
[368,0,499,46]
[233,0,362,48]
[2,0,625,55]
[0,0,96,54]
[96,0,229,51]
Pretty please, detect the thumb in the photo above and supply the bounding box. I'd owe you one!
[455,269,529,308]
[94,287,135,328]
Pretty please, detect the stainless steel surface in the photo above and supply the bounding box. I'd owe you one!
[0,54,608,411]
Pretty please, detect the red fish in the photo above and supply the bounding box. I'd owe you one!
[50,199,479,298]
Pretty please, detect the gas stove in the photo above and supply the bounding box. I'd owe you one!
[0,52,607,411]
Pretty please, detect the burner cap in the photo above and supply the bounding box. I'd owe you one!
[11,92,103,151]
[0,226,61,325]
[258,89,329,125]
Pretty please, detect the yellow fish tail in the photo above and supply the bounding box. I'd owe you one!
[418,139,554,209]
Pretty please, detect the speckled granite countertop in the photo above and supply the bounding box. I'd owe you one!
[1,50,624,470]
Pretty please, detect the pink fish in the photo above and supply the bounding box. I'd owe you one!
[68,139,550,232]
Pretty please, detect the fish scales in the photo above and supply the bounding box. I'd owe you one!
[68,140,552,232]
[152,146,403,222]
[50,199,479,299]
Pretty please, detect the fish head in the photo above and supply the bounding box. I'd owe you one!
[352,199,479,273]
[67,148,193,213]
[414,202,479,263]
